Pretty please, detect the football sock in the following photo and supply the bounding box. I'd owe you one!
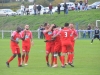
[7,54,16,63]
[91,39,93,43]
[51,56,54,66]
[69,54,73,64]
[25,55,29,64]
[22,54,25,63]
[7,56,14,63]
[46,55,49,63]
[67,54,70,63]
[54,57,57,64]
[61,56,65,66]
[18,57,21,66]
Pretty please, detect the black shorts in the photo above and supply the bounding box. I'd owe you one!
[94,35,99,39]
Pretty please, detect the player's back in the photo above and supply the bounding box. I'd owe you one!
[60,27,71,42]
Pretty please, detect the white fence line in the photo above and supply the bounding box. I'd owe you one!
[0,30,96,39]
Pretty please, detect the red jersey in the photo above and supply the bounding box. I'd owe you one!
[53,29,61,42]
[60,27,72,42]
[43,30,53,41]
[70,29,78,42]
[10,31,21,46]
[21,30,33,44]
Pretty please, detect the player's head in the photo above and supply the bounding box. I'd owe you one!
[17,27,22,33]
[64,23,69,27]
[69,23,74,29]
[44,23,50,29]
[25,25,29,30]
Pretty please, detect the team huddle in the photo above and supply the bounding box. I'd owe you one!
[6,23,78,68]
[43,23,78,68]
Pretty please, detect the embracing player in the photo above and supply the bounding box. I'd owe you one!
[65,23,78,65]
[43,23,54,67]
[21,25,33,66]
[51,25,62,68]
[6,27,23,67]
[60,23,74,68]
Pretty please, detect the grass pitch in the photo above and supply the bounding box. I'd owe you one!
[0,39,100,75]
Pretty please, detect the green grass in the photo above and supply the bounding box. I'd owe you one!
[0,9,100,30]
[0,39,100,75]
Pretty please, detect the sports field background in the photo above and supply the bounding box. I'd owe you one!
[0,39,100,75]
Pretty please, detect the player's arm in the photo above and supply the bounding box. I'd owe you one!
[20,30,26,41]
[52,30,61,39]
[44,24,55,33]
[11,36,19,44]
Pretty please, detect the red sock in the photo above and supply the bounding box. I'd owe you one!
[18,57,21,66]
[22,55,25,63]
[46,55,49,63]
[54,57,57,64]
[69,54,73,63]
[7,56,14,63]
[25,55,29,64]
[51,56,54,66]
[61,56,65,66]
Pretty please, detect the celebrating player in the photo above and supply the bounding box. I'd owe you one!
[51,25,62,68]
[21,25,33,65]
[6,27,22,67]
[60,23,74,68]
[43,23,54,67]
[65,23,78,65]
[91,27,100,44]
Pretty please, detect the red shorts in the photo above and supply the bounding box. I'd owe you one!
[22,44,31,52]
[53,42,62,53]
[61,41,73,53]
[46,42,54,54]
[10,45,20,54]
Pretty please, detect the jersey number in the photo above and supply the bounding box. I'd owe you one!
[64,32,67,37]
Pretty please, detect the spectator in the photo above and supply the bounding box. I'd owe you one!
[87,24,91,38]
[83,29,86,38]
[63,2,68,14]
[33,3,37,15]
[37,4,41,15]
[75,2,79,11]
[21,4,25,15]
[25,6,29,15]
[84,3,88,10]
[57,3,61,14]
[79,1,83,11]
[49,3,53,15]
[40,25,45,39]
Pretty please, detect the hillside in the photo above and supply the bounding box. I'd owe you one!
[0,9,100,30]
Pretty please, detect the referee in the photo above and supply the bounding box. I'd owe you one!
[91,27,100,44]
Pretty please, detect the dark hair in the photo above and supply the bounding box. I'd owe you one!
[44,23,48,27]
[64,23,69,27]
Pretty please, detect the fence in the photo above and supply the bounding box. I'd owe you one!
[0,30,96,39]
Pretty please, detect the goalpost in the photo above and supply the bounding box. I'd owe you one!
[96,20,100,27]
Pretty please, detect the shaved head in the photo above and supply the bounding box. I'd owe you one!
[25,25,29,30]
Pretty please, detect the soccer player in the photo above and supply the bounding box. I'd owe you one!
[21,25,33,65]
[65,23,78,65]
[60,23,74,68]
[51,25,62,68]
[43,23,54,67]
[6,27,22,67]
[91,27,100,44]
